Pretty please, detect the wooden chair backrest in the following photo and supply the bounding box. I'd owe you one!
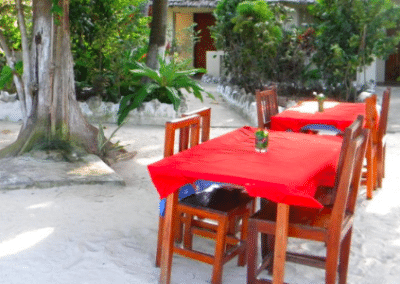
[330,127,368,232]
[365,94,379,142]
[256,85,278,129]
[164,115,201,158]
[333,115,364,190]
[346,128,369,214]
[182,107,211,143]
[378,88,391,143]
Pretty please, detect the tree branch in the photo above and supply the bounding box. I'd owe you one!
[15,0,30,119]
[0,27,28,125]
[0,30,15,64]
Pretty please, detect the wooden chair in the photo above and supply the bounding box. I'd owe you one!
[364,94,378,199]
[175,107,213,243]
[182,107,211,143]
[155,115,255,284]
[364,88,390,199]
[377,88,391,188]
[256,85,279,129]
[155,115,201,268]
[247,125,368,283]
[313,115,364,206]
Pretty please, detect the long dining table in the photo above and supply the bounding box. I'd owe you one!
[148,126,343,284]
[270,100,366,133]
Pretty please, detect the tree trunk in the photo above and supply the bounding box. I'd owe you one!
[0,0,99,158]
[146,0,168,69]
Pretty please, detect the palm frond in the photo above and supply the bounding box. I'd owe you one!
[130,62,162,84]
[164,86,182,111]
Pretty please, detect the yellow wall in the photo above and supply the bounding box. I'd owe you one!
[174,12,194,61]
[167,7,213,66]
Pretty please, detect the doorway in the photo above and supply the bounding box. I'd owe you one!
[193,13,216,70]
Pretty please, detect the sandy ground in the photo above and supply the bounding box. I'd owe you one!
[0,85,399,283]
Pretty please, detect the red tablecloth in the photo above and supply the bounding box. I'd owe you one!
[270,102,366,132]
[148,127,342,209]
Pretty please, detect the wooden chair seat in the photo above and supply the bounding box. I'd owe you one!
[178,188,253,267]
[254,202,348,235]
[247,121,369,283]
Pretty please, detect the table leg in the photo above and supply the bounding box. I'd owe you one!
[159,191,178,284]
[272,203,289,284]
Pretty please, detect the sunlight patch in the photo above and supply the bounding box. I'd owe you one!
[68,161,113,176]
[365,186,400,215]
[140,144,162,152]
[26,201,53,210]
[0,227,54,258]
[136,156,162,166]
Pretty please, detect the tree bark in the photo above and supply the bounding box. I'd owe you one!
[15,0,31,122]
[0,0,99,158]
[146,0,168,69]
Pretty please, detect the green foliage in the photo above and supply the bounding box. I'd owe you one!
[0,61,23,91]
[51,0,63,25]
[212,0,243,50]
[213,0,289,93]
[0,65,13,90]
[70,0,150,102]
[235,1,273,22]
[308,0,400,100]
[117,57,213,125]
[272,27,317,96]
[0,2,23,51]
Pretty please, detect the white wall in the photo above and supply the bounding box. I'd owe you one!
[356,58,385,87]
[206,51,224,77]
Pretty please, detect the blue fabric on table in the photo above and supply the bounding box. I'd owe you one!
[300,124,342,134]
[158,180,222,217]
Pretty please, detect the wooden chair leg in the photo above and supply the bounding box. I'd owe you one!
[325,238,341,284]
[238,210,250,266]
[382,144,386,179]
[261,234,275,274]
[211,217,229,284]
[174,213,184,244]
[260,198,275,274]
[155,216,164,267]
[183,213,194,250]
[338,229,353,284]
[272,203,289,284]
[246,219,258,284]
[373,153,378,190]
[377,144,385,188]
[159,192,179,284]
[366,143,374,199]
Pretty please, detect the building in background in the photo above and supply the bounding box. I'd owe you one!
[160,0,400,86]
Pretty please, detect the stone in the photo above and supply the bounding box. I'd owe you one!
[0,100,23,122]
[86,96,103,111]
[0,91,17,103]
[0,154,125,190]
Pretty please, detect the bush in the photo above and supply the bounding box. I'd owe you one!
[117,57,214,125]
